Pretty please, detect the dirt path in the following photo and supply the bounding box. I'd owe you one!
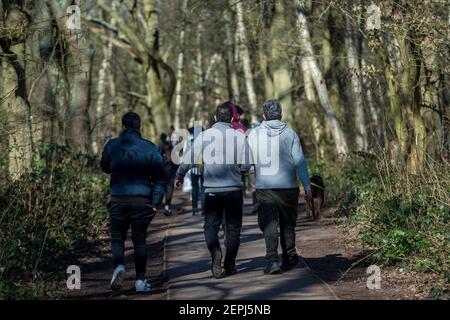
[64,191,415,300]
[164,199,336,300]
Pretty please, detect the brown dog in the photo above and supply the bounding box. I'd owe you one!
[308,175,324,220]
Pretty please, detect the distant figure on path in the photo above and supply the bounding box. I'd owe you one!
[158,132,179,216]
[175,103,251,278]
[186,127,205,215]
[100,112,165,292]
[248,100,312,275]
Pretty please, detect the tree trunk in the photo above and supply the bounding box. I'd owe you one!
[295,0,348,155]
[67,34,93,154]
[302,59,325,158]
[361,41,382,147]
[345,16,368,151]
[174,0,188,129]
[2,45,33,177]
[235,1,258,123]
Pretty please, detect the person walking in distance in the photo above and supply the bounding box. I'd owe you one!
[175,103,251,278]
[158,132,179,216]
[247,100,312,275]
[100,112,165,292]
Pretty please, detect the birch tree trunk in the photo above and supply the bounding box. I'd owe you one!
[92,4,116,155]
[2,45,33,177]
[345,16,368,151]
[361,41,382,147]
[235,1,258,123]
[0,4,34,177]
[259,0,275,100]
[47,0,92,153]
[302,59,325,158]
[174,0,188,129]
[191,22,204,125]
[295,0,348,155]
[224,13,240,102]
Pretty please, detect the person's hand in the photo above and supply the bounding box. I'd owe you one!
[304,189,313,203]
[174,178,184,188]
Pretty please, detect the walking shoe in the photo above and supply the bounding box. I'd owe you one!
[281,255,299,271]
[211,251,223,279]
[222,267,237,277]
[110,264,126,291]
[135,279,151,292]
[163,208,172,217]
[264,261,282,275]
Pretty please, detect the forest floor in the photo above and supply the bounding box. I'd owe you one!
[63,191,429,300]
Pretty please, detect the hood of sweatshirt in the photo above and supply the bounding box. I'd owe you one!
[260,120,288,137]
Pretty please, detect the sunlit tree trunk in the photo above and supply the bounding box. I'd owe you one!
[0,4,34,177]
[361,41,382,148]
[2,45,33,177]
[345,16,368,151]
[47,0,93,153]
[91,2,117,155]
[295,0,348,155]
[224,13,240,102]
[174,0,188,129]
[302,59,325,159]
[259,0,275,100]
[235,0,258,123]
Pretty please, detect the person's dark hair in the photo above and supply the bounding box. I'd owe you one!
[263,100,282,121]
[235,105,244,115]
[122,112,141,130]
[160,133,167,140]
[215,102,233,123]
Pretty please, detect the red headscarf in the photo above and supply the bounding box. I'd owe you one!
[229,103,248,134]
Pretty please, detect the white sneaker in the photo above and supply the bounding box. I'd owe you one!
[135,279,151,292]
[110,264,125,291]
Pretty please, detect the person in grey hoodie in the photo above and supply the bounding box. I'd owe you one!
[247,100,312,275]
[175,102,250,279]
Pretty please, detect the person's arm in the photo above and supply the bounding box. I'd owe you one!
[175,133,202,186]
[100,142,112,174]
[292,133,311,192]
[150,150,165,206]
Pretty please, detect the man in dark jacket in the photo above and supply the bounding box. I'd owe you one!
[100,112,165,292]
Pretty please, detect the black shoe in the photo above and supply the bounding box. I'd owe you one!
[264,261,282,275]
[281,255,299,271]
[221,267,237,277]
[211,251,223,279]
[163,208,172,217]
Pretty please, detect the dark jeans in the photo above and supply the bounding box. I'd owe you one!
[191,174,205,210]
[256,188,300,262]
[204,190,243,270]
[107,201,155,280]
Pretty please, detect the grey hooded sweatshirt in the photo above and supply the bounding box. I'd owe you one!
[247,120,311,191]
[176,122,250,193]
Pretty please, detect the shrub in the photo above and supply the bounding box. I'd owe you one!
[309,152,449,281]
[0,143,108,299]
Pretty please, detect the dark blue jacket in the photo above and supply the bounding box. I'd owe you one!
[100,130,165,205]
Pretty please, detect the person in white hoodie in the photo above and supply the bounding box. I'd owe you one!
[247,100,312,275]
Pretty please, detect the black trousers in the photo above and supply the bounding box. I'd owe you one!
[107,201,155,280]
[256,188,299,262]
[204,190,243,270]
[191,174,205,210]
